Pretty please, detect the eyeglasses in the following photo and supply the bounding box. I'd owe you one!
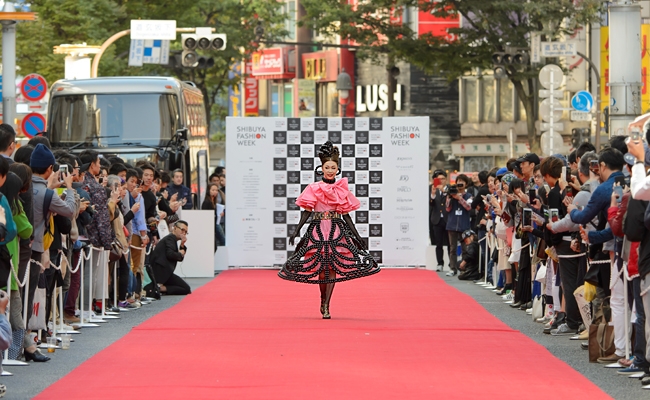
[177,227,188,235]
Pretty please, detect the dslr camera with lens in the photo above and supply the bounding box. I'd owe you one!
[447,184,459,196]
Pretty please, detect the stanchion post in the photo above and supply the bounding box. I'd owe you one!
[100,250,118,319]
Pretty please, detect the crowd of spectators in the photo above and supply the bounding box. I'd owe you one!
[0,124,227,396]
[430,133,650,390]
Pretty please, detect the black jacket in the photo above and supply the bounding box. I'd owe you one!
[150,233,186,284]
[429,186,447,226]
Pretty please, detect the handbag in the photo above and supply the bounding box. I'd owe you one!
[535,262,547,283]
[531,296,543,320]
[27,274,47,330]
[574,285,592,329]
[109,241,124,263]
[588,297,614,363]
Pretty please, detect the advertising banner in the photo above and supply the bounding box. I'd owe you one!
[226,117,429,267]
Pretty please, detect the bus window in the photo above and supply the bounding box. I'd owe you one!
[49,93,179,147]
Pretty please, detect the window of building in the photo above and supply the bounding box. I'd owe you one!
[465,79,478,123]
[258,79,268,116]
[499,80,514,122]
[481,77,496,122]
[284,84,294,117]
[317,82,339,116]
[283,1,296,40]
[270,83,281,117]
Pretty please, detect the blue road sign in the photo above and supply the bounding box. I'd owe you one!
[20,74,48,102]
[571,90,594,112]
[21,112,46,138]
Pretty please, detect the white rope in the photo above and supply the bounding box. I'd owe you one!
[589,259,612,264]
[66,250,84,274]
[30,258,46,270]
[557,252,587,259]
[9,259,30,288]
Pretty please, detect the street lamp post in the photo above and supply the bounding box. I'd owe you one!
[336,69,352,117]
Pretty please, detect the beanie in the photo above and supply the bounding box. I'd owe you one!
[30,143,56,169]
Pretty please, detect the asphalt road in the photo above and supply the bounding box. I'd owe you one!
[5,277,213,400]
[441,268,643,400]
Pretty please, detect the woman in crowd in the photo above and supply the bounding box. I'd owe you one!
[201,183,226,249]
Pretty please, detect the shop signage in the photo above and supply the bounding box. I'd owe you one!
[356,84,402,112]
[302,50,339,81]
[244,61,259,116]
[252,48,284,75]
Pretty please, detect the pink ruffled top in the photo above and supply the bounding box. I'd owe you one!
[295,178,360,214]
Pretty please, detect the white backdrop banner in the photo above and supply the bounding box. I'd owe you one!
[226,117,429,267]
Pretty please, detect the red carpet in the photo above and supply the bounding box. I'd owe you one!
[37,270,611,399]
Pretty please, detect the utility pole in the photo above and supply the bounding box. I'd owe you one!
[608,1,642,136]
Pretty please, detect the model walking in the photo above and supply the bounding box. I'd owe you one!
[278,141,380,318]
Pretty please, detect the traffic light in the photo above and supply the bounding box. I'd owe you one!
[491,48,529,78]
[571,128,590,148]
[181,33,227,67]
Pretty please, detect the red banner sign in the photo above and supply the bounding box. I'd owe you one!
[251,48,284,75]
[244,61,259,116]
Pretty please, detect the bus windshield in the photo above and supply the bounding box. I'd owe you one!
[48,93,180,148]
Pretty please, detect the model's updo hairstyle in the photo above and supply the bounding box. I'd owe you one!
[317,141,340,166]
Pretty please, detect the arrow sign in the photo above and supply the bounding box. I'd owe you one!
[571,90,594,112]
[21,113,46,138]
[20,74,48,102]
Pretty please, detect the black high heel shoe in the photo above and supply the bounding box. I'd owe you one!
[24,350,50,362]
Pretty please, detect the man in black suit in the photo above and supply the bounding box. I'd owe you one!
[429,170,449,271]
[150,220,191,295]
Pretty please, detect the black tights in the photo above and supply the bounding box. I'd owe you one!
[319,269,335,305]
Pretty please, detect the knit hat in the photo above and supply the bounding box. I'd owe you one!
[30,144,56,169]
[501,173,516,188]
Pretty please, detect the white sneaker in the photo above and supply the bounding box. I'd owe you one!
[435,265,442,272]
[445,271,456,277]
[525,308,533,314]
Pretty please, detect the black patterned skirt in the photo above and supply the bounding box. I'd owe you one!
[278,218,380,284]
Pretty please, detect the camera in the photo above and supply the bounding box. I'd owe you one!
[59,164,68,175]
[447,184,459,196]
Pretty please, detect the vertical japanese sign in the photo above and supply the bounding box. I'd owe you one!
[600,26,609,114]
[244,61,259,116]
[642,25,650,113]
[228,63,243,117]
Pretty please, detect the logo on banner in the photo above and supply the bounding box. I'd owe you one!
[342,145,355,158]
[399,175,409,182]
[355,158,369,170]
[273,185,286,197]
[328,131,342,143]
[356,184,369,197]
[273,158,287,170]
[274,131,287,144]
[301,131,314,143]
[236,126,267,145]
[356,211,369,224]
[342,118,355,131]
[390,126,422,145]
[300,158,314,170]
[369,198,383,210]
[274,211,287,224]
[356,131,369,143]
[369,144,383,157]
[397,186,411,192]
[342,171,355,183]
[370,171,383,184]
[400,223,409,233]
[287,118,301,131]
[274,237,287,251]
[287,171,300,184]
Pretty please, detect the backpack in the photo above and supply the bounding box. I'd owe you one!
[42,189,55,251]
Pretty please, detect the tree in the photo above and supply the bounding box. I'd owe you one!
[7,0,287,136]
[300,0,603,153]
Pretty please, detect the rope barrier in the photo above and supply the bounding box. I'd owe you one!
[9,259,30,289]
[557,252,587,259]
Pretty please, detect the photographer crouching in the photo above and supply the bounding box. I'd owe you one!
[149,220,191,295]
